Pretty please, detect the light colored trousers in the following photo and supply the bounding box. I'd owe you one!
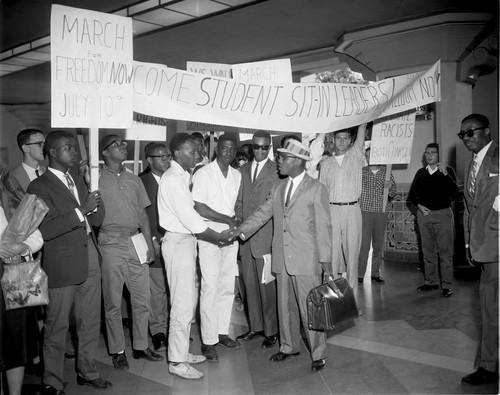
[197,240,239,345]
[330,204,362,291]
[162,232,197,363]
[99,232,150,353]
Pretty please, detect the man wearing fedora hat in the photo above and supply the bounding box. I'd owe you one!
[232,139,332,372]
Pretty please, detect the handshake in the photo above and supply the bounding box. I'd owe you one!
[217,226,244,247]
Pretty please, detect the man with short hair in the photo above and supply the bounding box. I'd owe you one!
[192,133,242,362]
[158,133,231,380]
[98,134,163,371]
[28,130,112,394]
[408,143,457,297]
[234,139,332,372]
[235,130,279,348]
[140,142,171,352]
[10,129,46,192]
[459,114,499,385]
[319,124,366,289]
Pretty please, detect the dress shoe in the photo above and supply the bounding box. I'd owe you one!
[132,347,163,361]
[112,352,129,370]
[311,359,326,372]
[201,344,219,362]
[218,334,241,349]
[41,385,66,395]
[416,284,439,291]
[269,351,300,362]
[169,362,204,380]
[461,368,498,384]
[64,353,76,361]
[261,334,278,349]
[371,276,385,284]
[442,288,453,298]
[186,353,206,364]
[236,330,264,341]
[358,277,364,283]
[152,333,167,351]
[77,375,112,390]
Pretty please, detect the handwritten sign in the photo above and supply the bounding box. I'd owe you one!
[186,61,232,79]
[132,60,440,134]
[232,59,292,83]
[50,4,133,128]
[370,111,416,164]
[125,112,167,141]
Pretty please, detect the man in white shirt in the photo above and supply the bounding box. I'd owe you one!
[158,133,231,380]
[9,129,46,192]
[192,133,242,363]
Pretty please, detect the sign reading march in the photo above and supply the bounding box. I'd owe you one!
[51,4,133,128]
[370,111,417,164]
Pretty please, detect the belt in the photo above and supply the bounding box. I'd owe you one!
[100,229,140,237]
[330,201,358,206]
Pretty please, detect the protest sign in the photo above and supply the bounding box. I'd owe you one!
[125,113,167,141]
[232,59,293,83]
[131,60,440,134]
[186,61,232,79]
[370,111,417,164]
[51,4,133,128]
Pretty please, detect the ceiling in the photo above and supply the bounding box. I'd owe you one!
[0,0,497,107]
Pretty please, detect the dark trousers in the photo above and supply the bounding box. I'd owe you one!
[43,240,101,390]
[240,247,278,337]
[358,211,388,278]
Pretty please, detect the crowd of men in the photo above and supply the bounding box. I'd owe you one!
[4,113,498,391]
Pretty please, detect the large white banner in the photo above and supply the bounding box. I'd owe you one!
[132,61,440,133]
[370,111,417,164]
[51,4,133,128]
[232,59,293,83]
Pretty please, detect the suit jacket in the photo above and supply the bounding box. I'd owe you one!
[463,141,499,263]
[240,173,332,276]
[235,160,279,258]
[27,169,104,288]
[140,171,165,268]
[10,164,47,192]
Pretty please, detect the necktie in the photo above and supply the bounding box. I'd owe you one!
[253,162,259,183]
[35,169,40,177]
[469,154,479,195]
[285,179,293,208]
[65,173,76,195]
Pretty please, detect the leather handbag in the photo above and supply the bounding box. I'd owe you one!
[307,277,359,330]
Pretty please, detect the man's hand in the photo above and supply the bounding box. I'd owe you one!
[80,190,101,215]
[152,238,161,257]
[417,204,430,216]
[437,163,448,176]
[79,160,91,186]
[146,248,155,264]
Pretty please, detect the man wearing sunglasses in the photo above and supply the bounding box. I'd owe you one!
[459,114,499,385]
[140,143,171,353]
[98,134,163,372]
[235,130,279,349]
[408,143,458,297]
[10,129,46,192]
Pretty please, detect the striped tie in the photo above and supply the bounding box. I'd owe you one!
[469,155,479,195]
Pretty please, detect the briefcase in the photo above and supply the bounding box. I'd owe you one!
[307,277,359,330]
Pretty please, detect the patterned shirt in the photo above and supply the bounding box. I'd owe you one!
[359,166,397,212]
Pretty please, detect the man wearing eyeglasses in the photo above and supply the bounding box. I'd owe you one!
[408,143,458,298]
[9,129,46,192]
[98,134,163,371]
[234,130,279,349]
[139,143,171,353]
[459,114,499,385]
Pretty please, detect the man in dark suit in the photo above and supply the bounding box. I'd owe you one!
[28,131,111,394]
[235,130,279,348]
[459,114,499,385]
[235,139,332,372]
[140,142,171,351]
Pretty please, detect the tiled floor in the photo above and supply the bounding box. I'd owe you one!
[23,260,498,394]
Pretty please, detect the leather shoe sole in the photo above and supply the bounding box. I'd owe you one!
[462,368,498,385]
[261,335,278,349]
[77,375,112,390]
[442,289,453,297]
[269,351,299,362]
[311,359,326,372]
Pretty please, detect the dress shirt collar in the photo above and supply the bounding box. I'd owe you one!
[22,162,42,181]
[426,165,438,175]
[475,141,493,165]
